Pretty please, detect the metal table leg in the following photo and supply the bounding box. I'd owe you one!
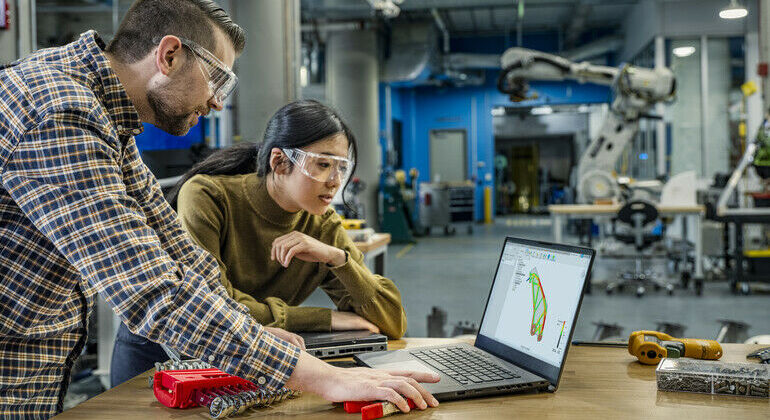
[734,221,744,293]
[693,213,703,280]
[553,213,564,243]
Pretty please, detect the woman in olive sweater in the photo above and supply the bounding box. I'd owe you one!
[111,100,408,386]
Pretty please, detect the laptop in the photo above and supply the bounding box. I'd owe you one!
[355,236,595,401]
[299,330,388,359]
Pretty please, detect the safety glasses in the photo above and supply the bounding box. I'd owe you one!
[282,148,353,183]
[178,37,238,104]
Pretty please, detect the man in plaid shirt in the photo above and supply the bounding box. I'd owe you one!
[0,1,438,418]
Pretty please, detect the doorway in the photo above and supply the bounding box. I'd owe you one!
[429,129,467,183]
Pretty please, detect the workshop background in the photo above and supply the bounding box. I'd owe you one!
[1,0,769,410]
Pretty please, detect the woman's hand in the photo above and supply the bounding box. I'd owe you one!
[271,231,346,268]
[263,326,305,350]
[331,311,380,334]
[284,351,440,413]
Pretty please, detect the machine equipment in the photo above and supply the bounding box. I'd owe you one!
[335,177,367,220]
[628,330,723,365]
[419,181,475,235]
[497,48,676,203]
[713,119,770,293]
[379,169,420,243]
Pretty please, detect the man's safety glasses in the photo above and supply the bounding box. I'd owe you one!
[178,37,238,104]
[282,148,353,183]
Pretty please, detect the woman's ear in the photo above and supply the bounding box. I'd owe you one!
[269,148,290,175]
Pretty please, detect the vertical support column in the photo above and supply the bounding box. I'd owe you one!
[111,0,118,38]
[327,29,381,228]
[231,0,300,142]
[384,84,394,167]
[0,0,17,63]
[700,35,709,177]
[745,13,763,145]
[16,0,35,57]
[654,35,667,177]
[760,0,770,108]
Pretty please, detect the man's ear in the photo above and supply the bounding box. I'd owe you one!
[155,35,184,76]
[269,148,290,174]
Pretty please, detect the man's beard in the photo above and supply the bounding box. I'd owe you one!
[146,84,196,136]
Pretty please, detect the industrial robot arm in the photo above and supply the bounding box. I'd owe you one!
[497,47,676,202]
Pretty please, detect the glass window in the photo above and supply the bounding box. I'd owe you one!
[666,38,703,176]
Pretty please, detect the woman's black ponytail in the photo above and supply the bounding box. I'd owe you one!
[166,142,260,208]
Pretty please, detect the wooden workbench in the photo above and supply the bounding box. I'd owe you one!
[548,204,705,215]
[55,337,768,419]
[548,204,706,281]
[352,233,391,253]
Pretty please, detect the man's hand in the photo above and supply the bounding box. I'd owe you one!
[285,351,440,413]
[331,311,380,334]
[264,326,305,350]
[271,231,346,267]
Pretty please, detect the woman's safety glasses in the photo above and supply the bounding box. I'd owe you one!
[282,148,353,183]
[178,37,238,105]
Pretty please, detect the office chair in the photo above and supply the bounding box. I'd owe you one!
[606,199,675,297]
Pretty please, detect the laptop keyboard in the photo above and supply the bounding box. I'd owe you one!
[411,347,521,385]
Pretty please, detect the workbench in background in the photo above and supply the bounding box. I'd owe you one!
[549,204,705,287]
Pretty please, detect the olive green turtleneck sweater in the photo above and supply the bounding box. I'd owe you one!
[176,173,407,338]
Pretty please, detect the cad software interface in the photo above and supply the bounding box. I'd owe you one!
[479,241,590,368]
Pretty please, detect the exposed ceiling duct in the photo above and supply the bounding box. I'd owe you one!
[381,22,439,85]
[443,53,501,70]
[381,21,493,87]
[311,5,625,87]
[563,35,624,62]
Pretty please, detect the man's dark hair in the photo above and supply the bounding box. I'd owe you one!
[106,0,245,63]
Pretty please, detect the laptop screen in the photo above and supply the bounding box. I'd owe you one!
[477,237,593,386]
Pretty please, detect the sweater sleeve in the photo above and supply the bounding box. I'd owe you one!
[319,213,408,338]
[176,176,332,332]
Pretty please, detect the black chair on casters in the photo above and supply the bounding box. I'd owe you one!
[607,200,674,297]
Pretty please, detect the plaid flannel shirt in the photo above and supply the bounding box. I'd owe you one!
[0,31,299,419]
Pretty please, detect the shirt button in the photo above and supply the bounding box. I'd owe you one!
[132,129,141,135]
[208,355,215,362]
[257,376,267,385]
[116,124,123,131]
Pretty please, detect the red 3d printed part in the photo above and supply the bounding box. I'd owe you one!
[152,368,256,409]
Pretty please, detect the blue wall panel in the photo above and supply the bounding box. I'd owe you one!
[134,117,206,151]
[380,69,611,221]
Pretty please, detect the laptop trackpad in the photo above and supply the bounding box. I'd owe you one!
[374,360,439,375]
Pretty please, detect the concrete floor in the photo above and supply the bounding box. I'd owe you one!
[304,216,770,342]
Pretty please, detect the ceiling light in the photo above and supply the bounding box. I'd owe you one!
[719,0,748,19]
[673,46,696,57]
